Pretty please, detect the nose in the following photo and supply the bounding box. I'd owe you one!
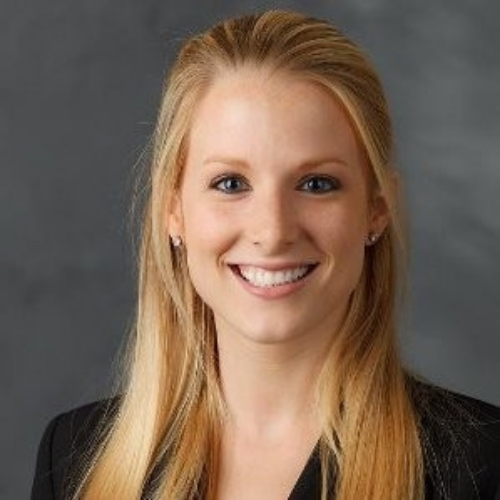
[248,187,299,252]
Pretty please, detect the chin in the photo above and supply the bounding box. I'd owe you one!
[237,319,307,345]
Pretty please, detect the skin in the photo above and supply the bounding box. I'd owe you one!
[168,67,389,498]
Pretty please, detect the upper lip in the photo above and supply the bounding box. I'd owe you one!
[229,261,318,271]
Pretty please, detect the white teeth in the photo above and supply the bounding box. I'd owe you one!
[238,265,311,288]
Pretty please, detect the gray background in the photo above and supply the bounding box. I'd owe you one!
[2,1,499,498]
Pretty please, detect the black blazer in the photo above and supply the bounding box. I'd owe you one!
[31,381,500,499]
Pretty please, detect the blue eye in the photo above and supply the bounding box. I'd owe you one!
[210,175,249,193]
[209,174,340,194]
[299,176,340,193]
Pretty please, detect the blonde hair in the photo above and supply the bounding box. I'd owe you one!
[73,9,427,499]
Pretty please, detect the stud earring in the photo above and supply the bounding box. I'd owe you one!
[367,232,379,245]
[171,235,183,248]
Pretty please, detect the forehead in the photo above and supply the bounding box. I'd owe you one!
[185,67,369,177]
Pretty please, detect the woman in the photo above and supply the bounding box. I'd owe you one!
[31,9,500,500]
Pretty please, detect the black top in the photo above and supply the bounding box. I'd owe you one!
[31,381,500,499]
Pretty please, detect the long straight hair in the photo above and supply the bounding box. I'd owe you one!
[73,10,427,499]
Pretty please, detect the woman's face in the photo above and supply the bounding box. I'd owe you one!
[169,68,389,345]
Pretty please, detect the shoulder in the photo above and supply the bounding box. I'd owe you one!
[31,397,120,500]
[409,378,500,499]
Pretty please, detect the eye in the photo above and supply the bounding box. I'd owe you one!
[209,174,250,193]
[209,174,340,194]
[298,175,341,194]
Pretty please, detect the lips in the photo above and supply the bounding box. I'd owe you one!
[228,262,318,299]
[229,263,318,282]
[230,261,318,271]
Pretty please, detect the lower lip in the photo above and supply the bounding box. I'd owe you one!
[229,265,316,300]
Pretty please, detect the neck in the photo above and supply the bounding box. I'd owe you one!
[216,322,334,444]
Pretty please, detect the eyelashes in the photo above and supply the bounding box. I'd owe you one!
[209,173,341,195]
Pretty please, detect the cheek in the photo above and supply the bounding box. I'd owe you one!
[316,206,368,289]
[314,202,367,248]
[338,228,367,293]
[183,199,236,257]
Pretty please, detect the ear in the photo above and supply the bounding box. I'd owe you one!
[369,191,389,236]
[368,172,397,236]
[166,191,185,240]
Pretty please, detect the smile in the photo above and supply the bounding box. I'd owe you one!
[236,264,316,287]
[229,263,318,299]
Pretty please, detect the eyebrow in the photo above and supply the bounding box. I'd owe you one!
[202,155,349,170]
